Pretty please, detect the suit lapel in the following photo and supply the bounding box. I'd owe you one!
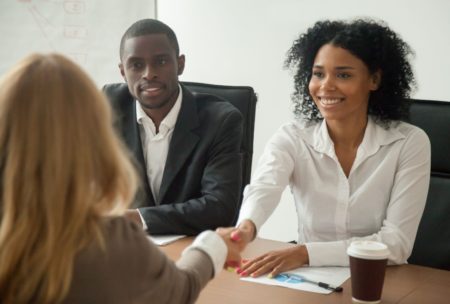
[158,88,199,202]
[116,91,156,207]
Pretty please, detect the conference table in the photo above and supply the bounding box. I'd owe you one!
[160,237,450,304]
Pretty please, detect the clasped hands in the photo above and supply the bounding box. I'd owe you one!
[126,209,310,277]
[216,219,310,278]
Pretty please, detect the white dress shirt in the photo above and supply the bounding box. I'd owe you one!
[237,117,430,266]
[136,85,182,204]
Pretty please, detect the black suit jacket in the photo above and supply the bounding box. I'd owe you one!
[103,83,243,235]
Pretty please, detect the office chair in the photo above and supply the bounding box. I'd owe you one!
[405,99,450,270]
[182,81,258,210]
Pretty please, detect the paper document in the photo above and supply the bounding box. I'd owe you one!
[241,267,350,294]
[148,235,186,246]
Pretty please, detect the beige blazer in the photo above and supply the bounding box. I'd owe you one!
[63,217,213,304]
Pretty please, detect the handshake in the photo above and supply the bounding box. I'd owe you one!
[214,220,310,278]
[215,219,256,269]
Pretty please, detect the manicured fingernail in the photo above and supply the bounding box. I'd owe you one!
[227,261,239,267]
[242,259,249,263]
[236,267,242,274]
[240,271,248,276]
[267,274,273,279]
[250,273,257,278]
[230,231,240,241]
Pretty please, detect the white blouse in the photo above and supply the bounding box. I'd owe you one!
[237,117,431,266]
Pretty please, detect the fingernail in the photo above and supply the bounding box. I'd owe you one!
[250,273,257,278]
[242,259,249,263]
[236,268,242,274]
[240,271,248,276]
[267,274,273,279]
[226,266,236,273]
[230,231,241,241]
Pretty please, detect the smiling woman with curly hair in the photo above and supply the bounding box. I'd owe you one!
[229,18,431,279]
[286,19,415,124]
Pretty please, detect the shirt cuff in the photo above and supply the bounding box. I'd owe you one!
[136,209,148,231]
[305,241,350,266]
[182,231,227,277]
[236,205,266,234]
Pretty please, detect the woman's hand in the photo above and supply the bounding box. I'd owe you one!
[237,245,309,278]
[215,227,244,268]
[230,219,257,249]
[215,220,257,268]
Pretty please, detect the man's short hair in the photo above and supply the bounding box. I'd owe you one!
[119,19,180,60]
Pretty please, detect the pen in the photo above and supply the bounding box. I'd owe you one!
[301,277,343,292]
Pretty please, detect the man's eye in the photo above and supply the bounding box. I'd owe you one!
[131,62,143,69]
[158,58,167,65]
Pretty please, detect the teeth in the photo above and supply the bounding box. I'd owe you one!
[320,98,342,105]
[145,87,160,92]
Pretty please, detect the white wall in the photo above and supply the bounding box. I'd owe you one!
[158,0,450,242]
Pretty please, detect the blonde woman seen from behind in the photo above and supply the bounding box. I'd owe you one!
[0,53,241,303]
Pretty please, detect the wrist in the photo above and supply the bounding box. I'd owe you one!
[239,219,257,241]
[297,245,309,265]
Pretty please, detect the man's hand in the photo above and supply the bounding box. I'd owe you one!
[124,209,144,228]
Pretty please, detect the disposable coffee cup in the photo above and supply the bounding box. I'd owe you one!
[347,241,390,304]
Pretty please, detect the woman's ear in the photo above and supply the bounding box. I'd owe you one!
[370,70,382,91]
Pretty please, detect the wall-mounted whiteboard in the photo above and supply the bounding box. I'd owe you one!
[0,0,156,86]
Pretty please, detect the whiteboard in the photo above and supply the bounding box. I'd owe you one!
[0,0,156,86]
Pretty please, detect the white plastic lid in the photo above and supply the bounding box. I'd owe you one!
[347,241,390,260]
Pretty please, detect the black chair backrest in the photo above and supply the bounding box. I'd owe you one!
[405,99,450,270]
[182,81,258,207]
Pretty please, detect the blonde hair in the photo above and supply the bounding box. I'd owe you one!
[0,53,137,303]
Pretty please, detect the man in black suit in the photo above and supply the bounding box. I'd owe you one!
[103,19,243,235]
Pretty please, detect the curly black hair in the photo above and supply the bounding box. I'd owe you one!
[285,19,415,123]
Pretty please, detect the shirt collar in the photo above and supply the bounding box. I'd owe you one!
[309,119,333,156]
[303,116,405,157]
[358,117,405,157]
[136,84,183,136]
